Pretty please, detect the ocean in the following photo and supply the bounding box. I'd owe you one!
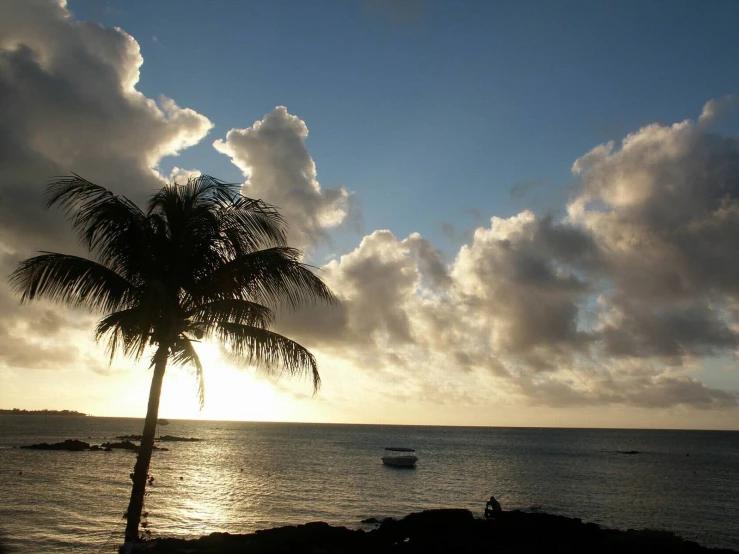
[0,416,737,552]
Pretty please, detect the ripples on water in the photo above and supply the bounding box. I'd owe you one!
[0,416,737,552]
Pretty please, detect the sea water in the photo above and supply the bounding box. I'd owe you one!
[0,416,737,552]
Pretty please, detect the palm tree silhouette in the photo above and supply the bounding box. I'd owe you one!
[10,174,337,545]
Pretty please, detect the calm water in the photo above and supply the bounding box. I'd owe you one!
[0,417,737,552]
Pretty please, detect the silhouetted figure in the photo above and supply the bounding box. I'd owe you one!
[484,495,502,520]
[18,470,22,476]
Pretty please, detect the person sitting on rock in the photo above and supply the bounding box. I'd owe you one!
[484,495,502,519]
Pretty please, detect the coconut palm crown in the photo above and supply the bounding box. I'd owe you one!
[9,174,337,545]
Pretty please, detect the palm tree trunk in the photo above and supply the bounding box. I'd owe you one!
[123,343,169,544]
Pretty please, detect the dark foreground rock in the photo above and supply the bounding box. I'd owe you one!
[144,509,736,554]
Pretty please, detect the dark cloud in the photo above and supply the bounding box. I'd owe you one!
[518,371,738,410]
[599,298,737,359]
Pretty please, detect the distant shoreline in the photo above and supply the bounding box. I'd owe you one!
[0,412,737,431]
[0,409,89,416]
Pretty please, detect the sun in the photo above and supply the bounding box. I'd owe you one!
[157,343,281,421]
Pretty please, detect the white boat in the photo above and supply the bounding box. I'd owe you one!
[382,447,418,468]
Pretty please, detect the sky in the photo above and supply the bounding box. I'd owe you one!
[1,0,739,429]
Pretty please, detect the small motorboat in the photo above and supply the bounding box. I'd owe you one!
[382,447,418,468]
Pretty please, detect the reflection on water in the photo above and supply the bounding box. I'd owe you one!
[0,417,738,552]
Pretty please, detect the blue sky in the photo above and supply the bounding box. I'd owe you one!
[70,0,739,253]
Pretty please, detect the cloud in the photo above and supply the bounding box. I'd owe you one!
[0,0,212,376]
[0,0,212,253]
[518,368,738,410]
[569,99,739,360]
[169,166,202,183]
[698,95,733,128]
[277,99,739,412]
[451,211,594,361]
[214,107,352,249]
[279,211,596,383]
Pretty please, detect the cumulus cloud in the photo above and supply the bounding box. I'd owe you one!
[569,99,739,362]
[214,107,351,249]
[0,0,212,375]
[0,0,212,256]
[279,212,595,383]
[698,95,733,128]
[169,166,202,183]
[277,99,739,411]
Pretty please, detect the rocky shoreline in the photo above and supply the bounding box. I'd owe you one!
[19,436,202,452]
[143,509,736,553]
[19,438,170,452]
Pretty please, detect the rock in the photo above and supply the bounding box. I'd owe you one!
[21,439,90,451]
[114,434,203,442]
[361,517,380,524]
[143,509,738,554]
[376,509,476,551]
[101,441,139,452]
[159,435,203,442]
[101,441,169,452]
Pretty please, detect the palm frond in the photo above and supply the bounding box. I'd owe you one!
[186,299,274,329]
[152,175,239,214]
[220,196,287,254]
[214,323,320,391]
[9,253,137,313]
[94,308,152,363]
[186,174,241,207]
[45,175,151,281]
[195,247,338,310]
[146,184,181,239]
[171,335,205,408]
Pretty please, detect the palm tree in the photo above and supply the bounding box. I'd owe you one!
[9,174,337,545]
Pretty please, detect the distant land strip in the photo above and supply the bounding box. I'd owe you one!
[0,408,89,416]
